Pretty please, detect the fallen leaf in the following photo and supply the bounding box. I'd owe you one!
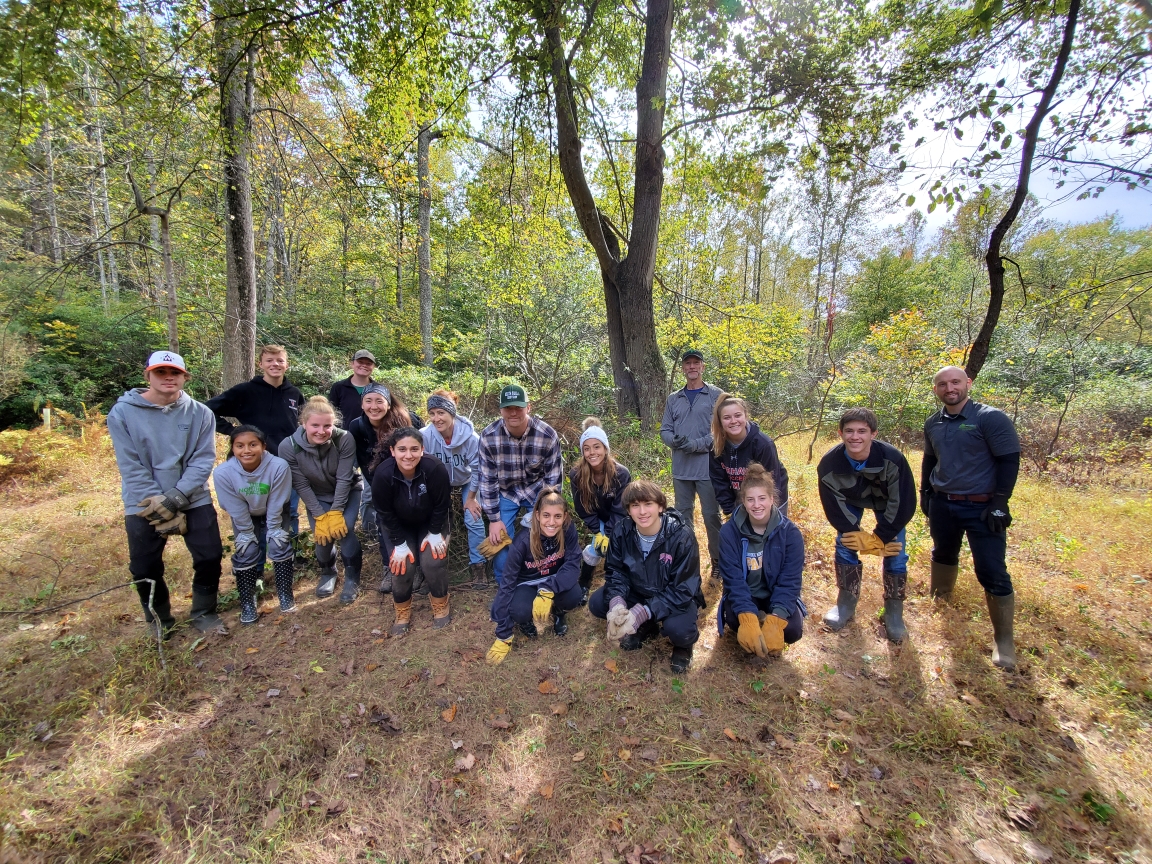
[857,804,882,828]
[1005,795,1042,829]
[972,839,1014,864]
[572,750,587,762]
[263,806,282,830]
[621,735,640,746]
[957,739,975,748]
[604,659,618,673]
[618,748,630,761]
[366,663,378,672]
[451,739,463,749]
[539,782,554,800]
[726,835,744,858]
[960,691,984,708]
[765,841,798,864]
[837,837,854,857]
[455,752,476,771]
[606,817,623,834]
[264,778,281,799]
[267,688,280,698]
[434,673,447,687]
[441,703,458,723]
[194,641,209,653]
[488,714,513,730]
[1021,840,1053,863]
[773,734,793,750]
[245,647,260,654]
[301,791,322,808]
[1057,814,1090,834]
[832,709,854,722]
[326,799,347,817]
[538,680,558,694]
[550,702,569,716]
[367,711,402,735]
[373,638,386,645]
[723,728,739,741]
[1004,706,1034,724]
[342,659,354,676]
[828,781,840,791]
[638,747,658,762]
[324,627,333,634]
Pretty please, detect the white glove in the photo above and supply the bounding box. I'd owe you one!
[234,530,257,553]
[606,603,632,640]
[421,532,447,559]
[520,511,532,528]
[389,542,414,574]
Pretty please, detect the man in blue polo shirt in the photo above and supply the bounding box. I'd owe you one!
[921,365,1021,670]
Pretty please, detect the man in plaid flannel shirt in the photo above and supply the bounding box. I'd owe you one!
[477,384,564,585]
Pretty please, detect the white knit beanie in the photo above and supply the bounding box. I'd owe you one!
[579,425,610,451]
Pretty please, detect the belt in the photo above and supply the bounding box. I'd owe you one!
[946,493,992,502]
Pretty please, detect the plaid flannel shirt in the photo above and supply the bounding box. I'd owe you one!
[477,415,564,520]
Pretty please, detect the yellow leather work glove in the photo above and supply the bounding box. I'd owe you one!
[486,637,513,665]
[477,530,511,560]
[880,536,903,556]
[736,611,768,657]
[312,512,332,546]
[840,530,869,552]
[593,532,610,555]
[532,590,554,631]
[856,532,887,556]
[322,510,348,542]
[761,614,788,654]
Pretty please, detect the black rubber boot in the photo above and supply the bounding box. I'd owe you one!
[881,569,908,643]
[620,619,659,651]
[467,562,488,590]
[188,590,227,634]
[670,644,693,673]
[140,595,176,640]
[553,612,568,637]
[339,553,362,605]
[273,559,296,612]
[823,561,862,631]
[985,591,1017,671]
[234,566,260,625]
[315,549,338,598]
[518,621,538,639]
[578,562,594,606]
[930,561,959,599]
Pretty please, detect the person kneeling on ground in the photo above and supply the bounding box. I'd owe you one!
[486,487,582,664]
[717,464,806,657]
[588,480,704,674]
[569,417,631,605]
[213,426,296,623]
[373,427,453,635]
[279,396,363,603]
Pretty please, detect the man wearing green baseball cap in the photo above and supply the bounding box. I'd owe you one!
[474,383,564,587]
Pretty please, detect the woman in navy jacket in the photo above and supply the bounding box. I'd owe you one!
[717,463,806,657]
[708,393,789,515]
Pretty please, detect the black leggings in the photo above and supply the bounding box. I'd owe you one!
[382,536,450,602]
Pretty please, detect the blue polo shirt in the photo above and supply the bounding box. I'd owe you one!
[923,400,1019,495]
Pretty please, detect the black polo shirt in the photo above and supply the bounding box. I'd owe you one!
[923,400,1019,495]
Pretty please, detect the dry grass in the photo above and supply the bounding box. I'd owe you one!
[0,426,1149,864]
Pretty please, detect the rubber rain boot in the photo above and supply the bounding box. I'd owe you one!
[273,559,296,612]
[189,590,227,634]
[553,612,568,637]
[140,594,176,640]
[881,569,908,643]
[235,566,260,624]
[339,553,362,605]
[985,591,1017,671]
[670,645,693,673]
[930,561,959,599]
[391,598,412,636]
[823,561,862,631]
[315,549,338,598]
[430,593,452,629]
[578,562,594,606]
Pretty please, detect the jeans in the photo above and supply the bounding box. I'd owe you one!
[125,503,223,611]
[288,489,300,536]
[721,597,804,644]
[457,479,487,566]
[308,489,362,567]
[833,503,908,575]
[929,496,1012,596]
[587,586,699,648]
[500,581,583,628]
[673,477,721,563]
[492,494,533,584]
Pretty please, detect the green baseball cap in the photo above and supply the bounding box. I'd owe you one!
[681,348,704,362]
[499,383,528,408]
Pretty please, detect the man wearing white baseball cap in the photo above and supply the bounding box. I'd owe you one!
[106,351,226,637]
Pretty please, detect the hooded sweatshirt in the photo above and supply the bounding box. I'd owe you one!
[277,426,361,518]
[490,522,581,639]
[716,505,804,631]
[371,454,451,549]
[212,451,293,535]
[569,462,632,534]
[817,440,915,542]
[204,375,304,453]
[421,415,480,487]
[602,509,705,620]
[106,389,217,515]
[708,421,790,515]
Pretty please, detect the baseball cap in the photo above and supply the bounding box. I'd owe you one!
[144,350,188,373]
[499,384,528,408]
[681,349,704,362]
[352,349,376,363]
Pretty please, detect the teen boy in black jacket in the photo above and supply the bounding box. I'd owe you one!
[588,479,704,673]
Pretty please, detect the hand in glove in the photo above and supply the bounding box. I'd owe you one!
[919,488,933,518]
[153,511,187,537]
[671,434,689,450]
[981,496,1012,533]
[839,530,869,552]
[593,532,610,555]
[477,529,511,559]
[486,637,513,665]
[853,532,888,556]
[617,604,651,640]
[532,589,555,630]
[137,488,191,523]
[266,527,292,561]
[322,510,348,542]
[389,542,415,575]
[421,532,448,559]
[233,530,258,554]
[761,614,787,654]
[736,612,768,657]
[605,599,632,640]
[880,537,904,556]
[312,512,333,545]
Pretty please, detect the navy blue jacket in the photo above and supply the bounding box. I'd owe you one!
[708,422,789,515]
[716,506,804,634]
[603,509,704,620]
[569,462,631,534]
[491,523,581,639]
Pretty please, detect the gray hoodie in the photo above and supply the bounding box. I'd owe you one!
[277,426,361,518]
[421,415,480,487]
[106,389,217,515]
[212,452,293,535]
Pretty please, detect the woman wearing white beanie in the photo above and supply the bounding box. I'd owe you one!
[567,417,632,604]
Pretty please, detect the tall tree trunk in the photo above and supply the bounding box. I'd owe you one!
[217,13,258,388]
[417,123,443,367]
[967,0,1080,379]
[40,86,60,266]
[84,66,119,297]
[395,195,405,310]
[159,211,179,352]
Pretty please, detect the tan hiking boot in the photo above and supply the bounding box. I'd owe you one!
[391,598,412,636]
[430,593,452,629]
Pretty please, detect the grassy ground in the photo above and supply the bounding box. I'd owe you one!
[0,423,1149,864]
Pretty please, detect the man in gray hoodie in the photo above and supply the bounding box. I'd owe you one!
[106,351,225,636]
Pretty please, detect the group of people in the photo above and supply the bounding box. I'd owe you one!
[106,344,1021,674]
